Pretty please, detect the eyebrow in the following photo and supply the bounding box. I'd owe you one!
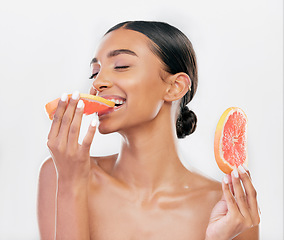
[90,49,138,65]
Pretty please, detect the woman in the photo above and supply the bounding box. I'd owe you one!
[37,21,260,239]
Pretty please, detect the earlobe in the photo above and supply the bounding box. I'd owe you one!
[163,73,191,102]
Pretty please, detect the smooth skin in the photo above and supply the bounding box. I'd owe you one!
[37,29,260,240]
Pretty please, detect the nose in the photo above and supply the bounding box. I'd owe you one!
[92,72,113,93]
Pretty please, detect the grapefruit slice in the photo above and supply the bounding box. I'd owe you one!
[45,93,115,120]
[214,107,248,174]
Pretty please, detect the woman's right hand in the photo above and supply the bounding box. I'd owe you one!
[47,91,97,183]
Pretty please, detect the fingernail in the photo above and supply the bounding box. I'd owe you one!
[232,168,239,178]
[242,164,249,171]
[223,175,229,184]
[77,99,84,109]
[91,116,98,127]
[72,90,80,100]
[61,93,68,102]
[238,165,246,174]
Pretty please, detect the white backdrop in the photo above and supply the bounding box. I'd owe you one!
[0,0,282,239]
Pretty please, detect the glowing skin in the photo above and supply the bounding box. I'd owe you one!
[38,28,260,240]
[89,29,171,136]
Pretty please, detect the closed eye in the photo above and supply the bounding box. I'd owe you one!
[89,73,98,79]
[89,66,129,79]
[115,66,129,69]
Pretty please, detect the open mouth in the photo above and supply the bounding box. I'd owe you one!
[104,97,126,110]
[109,99,126,108]
[98,96,126,117]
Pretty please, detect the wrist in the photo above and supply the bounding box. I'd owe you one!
[205,234,232,240]
[57,177,89,197]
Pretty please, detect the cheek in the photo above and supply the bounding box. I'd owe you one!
[125,65,164,97]
[126,75,165,119]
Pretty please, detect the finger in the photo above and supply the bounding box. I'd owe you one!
[222,175,239,214]
[48,93,68,140]
[242,163,252,179]
[57,91,80,140]
[238,165,260,226]
[89,84,98,96]
[67,99,85,147]
[231,168,251,219]
[81,117,97,151]
[227,174,235,196]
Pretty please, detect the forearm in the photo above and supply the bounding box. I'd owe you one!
[55,179,90,240]
[205,225,259,240]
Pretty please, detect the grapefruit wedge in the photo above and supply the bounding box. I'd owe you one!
[45,93,115,120]
[214,107,248,174]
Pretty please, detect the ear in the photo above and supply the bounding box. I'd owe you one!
[163,73,191,102]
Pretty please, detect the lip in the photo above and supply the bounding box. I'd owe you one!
[100,95,126,102]
[98,107,115,117]
[98,95,126,117]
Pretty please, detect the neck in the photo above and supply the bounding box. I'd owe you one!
[111,107,190,194]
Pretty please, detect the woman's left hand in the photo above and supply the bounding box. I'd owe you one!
[205,165,260,240]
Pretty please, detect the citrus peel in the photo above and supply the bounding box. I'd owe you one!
[45,93,115,120]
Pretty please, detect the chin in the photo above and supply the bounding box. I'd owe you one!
[97,120,120,135]
[97,125,115,135]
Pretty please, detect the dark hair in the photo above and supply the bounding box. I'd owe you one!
[105,21,198,138]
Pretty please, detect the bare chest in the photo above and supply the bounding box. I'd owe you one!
[88,187,213,240]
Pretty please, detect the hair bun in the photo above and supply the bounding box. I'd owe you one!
[176,106,197,138]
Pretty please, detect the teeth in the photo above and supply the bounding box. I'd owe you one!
[109,99,125,105]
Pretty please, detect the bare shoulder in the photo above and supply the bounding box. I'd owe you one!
[37,157,57,239]
[187,171,223,204]
[90,153,118,174]
[37,156,57,198]
[39,156,56,177]
[37,157,57,200]
[38,157,57,193]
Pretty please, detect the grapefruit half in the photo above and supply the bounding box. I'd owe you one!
[45,93,115,120]
[214,107,248,174]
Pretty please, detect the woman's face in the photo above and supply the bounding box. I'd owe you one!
[89,28,170,134]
